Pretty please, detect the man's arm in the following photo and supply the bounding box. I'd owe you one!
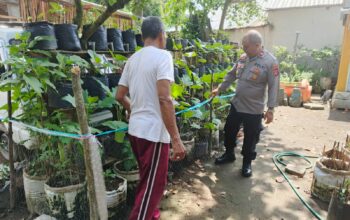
[265,60,280,123]
[212,65,237,96]
[116,85,131,114]
[157,79,185,161]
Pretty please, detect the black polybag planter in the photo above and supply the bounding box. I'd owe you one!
[166,38,173,50]
[54,24,81,51]
[107,74,121,90]
[82,75,109,100]
[107,28,124,51]
[181,39,188,49]
[179,68,187,77]
[122,29,137,51]
[47,81,74,109]
[84,25,108,51]
[135,34,144,47]
[24,21,57,50]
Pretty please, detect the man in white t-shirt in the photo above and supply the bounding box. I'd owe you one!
[116,16,186,220]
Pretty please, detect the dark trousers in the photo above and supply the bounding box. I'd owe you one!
[128,135,169,220]
[224,104,262,160]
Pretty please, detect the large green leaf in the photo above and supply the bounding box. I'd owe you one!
[62,94,76,107]
[23,75,43,94]
[171,84,184,99]
[102,121,128,130]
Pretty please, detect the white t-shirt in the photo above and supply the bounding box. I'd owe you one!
[118,46,174,143]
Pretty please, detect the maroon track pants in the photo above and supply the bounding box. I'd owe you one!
[128,135,170,220]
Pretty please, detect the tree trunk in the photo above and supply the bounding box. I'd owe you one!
[72,71,108,220]
[219,0,232,31]
[73,0,83,30]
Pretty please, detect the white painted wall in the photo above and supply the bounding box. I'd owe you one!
[225,5,343,52]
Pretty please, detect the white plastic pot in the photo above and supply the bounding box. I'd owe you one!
[106,175,127,209]
[311,158,350,202]
[113,160,140,182]
[44,181,85,219]
[23,170,49,215]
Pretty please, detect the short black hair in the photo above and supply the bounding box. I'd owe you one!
[141,16,164,40]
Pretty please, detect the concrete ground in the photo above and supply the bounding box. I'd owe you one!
[160,99,350,220]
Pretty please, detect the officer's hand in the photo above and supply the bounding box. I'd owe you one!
[211,88,219,97]
[264,111,274,124]
[170,139,186,161]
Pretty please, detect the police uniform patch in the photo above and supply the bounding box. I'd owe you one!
[272,64,279,77]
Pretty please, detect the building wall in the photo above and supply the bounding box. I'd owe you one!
[225,5,343,52]
[267,6,343,51]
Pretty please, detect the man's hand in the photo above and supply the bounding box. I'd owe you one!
[170,138,186,161]
[264,111,274,124]
[211,87,219,97]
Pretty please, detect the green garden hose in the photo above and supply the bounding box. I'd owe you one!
[272,152,324,220]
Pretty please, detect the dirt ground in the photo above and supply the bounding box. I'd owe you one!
[1,97,350,220]
[160,98,350,220]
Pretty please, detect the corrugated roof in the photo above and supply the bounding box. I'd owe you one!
[264,0,343,10]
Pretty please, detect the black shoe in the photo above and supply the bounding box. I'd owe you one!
[215,152,236,165]
[241,159,252,177]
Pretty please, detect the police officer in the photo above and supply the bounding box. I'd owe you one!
[212,30,279,177]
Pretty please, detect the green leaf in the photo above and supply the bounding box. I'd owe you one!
[23,75,43,94]
[204,122,216,131]
[87,96,99,104]
[97,96,116,109]
[184,51,197,58]
[191,84,203,90]
[93,77,111,96]
[171,84,184,99]
[115,132,125,143]
[204,91,211,99]
[30,50,52,57]
[0,102,19,114]
[201,74,212,83]
[198,58,207,64]
[111,53,128,61]
[212,97,220,104]
[180,75,193,86]
[102,121,128,130]
[62,94,76,107]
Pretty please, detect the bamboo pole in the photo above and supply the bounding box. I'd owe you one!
[71,67,107,220]
[7,89,16,209]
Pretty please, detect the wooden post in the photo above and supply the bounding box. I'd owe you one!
[7,90,16,209]
[71,68,107,220]
[208,70,214,154]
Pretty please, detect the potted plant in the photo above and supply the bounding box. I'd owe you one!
[48,53,90,109]
[104,168,127,217]
[23,3,57,50]
[44,125,88,220]
[80,50,113,100]
[105,17,125,52]
[48,2,82,51]
[113,141,139,183]
[0,164,10,210]
[23,146,51,215]
[327,179,350,220]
